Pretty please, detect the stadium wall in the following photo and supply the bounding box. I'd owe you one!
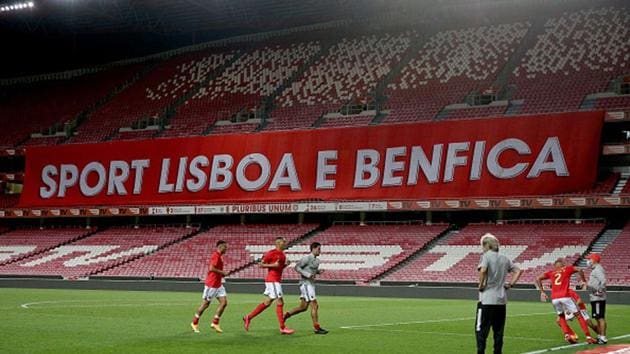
[2,278,629,305]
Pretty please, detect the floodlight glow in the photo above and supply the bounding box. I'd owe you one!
[0,1,34,13]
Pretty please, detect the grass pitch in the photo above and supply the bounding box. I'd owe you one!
[1,288,630,353]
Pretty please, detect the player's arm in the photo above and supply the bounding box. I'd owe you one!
[477,253,489,291]
[294,257,312,278]
[478,266,488,292]
[209,263,228,276]
[535,273,549,301]
[575,267,587,289]
[505,264,523,289]
[259,253,280,268]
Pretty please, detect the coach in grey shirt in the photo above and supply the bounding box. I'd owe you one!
[586,253,607,344]
[476,233,523,354]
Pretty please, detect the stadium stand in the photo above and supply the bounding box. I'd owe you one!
[381,222,604,284]
[0,66,140,148]
[599,224,630,286]
[165,42,320,137]
[266,32,413,130]
[96,224,317,279]
[439,105,507,120]
[67,51,233,143]
[0,227,96,265]
[383,23,529,123]
[510,7,630,115]
[0,226,195,278]
[229,224,448,282]
[0,194,19,209]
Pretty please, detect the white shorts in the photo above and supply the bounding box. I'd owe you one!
[299,283,317,302]
[552,297,578,315]
[263,282,283,299]
[202,286,227,301]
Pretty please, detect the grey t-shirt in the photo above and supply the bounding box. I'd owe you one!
[478,251,517,305]
[295,254,321,286]
[587,264,606,301]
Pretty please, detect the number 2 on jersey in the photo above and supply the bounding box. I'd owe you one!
[553,272,562,286]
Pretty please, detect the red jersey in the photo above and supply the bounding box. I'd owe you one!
[568,288,581,303]
[544,265,576,299]
[204,250,224,288]
[262,248,287,282]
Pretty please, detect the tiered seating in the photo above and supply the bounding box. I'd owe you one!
[564,173,618,195]
[230,224,447,282]
[21,136,66,147]
[319,113,376,128]
[97,224,317,279]
[0,227,94,265]
[164,42,319,137]
[267,33,413,130]
[599,225,630,286]
[382,222,604,284]
[595,96,630,111]
[384,23,528,123]
[510,7,630,114]
[0,66,139,148]
[68,51,233,143]
[441,105,507,120]
[208,123,259,135]
[0,226,194,278]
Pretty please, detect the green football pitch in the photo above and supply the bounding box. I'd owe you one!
[1,288,629,354]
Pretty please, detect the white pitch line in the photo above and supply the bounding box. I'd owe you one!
[340,311,552,329]
[343,328,555,342]
[521,333,630,354]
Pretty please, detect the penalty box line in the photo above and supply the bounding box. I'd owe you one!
[521,334,630,354]
[340,311,551,329]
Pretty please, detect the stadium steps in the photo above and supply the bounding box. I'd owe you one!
[613,172,630,195]
[367,224,459,284]
[155,50,246,137]
[372,30,435,102]
[369,110,388,125]
[310,111,329,128]
[575,227,621,267]
[68,63,160,144]
[434,108,451,121]
[504,100,523,116]
[226,223,330,276]
[579,97,597,111]
[0,226,103,267]
[489,19,543,95]
[260,41,335,129]
[86,225,204,279]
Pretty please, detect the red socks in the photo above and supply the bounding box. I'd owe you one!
[248,303,269,319]
[558,315,571,335]
[276,304,286,329]
[577,315,592,337]
[314,322,321,331]
[192,314,200,325]
[578,302,587,311]
[212,316,220,325]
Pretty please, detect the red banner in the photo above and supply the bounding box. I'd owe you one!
[19,111,604,207]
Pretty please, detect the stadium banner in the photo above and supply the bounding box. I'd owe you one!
[19,111,604,207]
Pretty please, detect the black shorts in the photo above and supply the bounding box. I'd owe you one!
[591,301,606,319]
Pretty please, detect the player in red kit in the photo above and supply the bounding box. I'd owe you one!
[191,240,228,334]
[536,259,597,344]
[243,237,294,335]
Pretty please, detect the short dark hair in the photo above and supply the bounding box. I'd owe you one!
[310,242,321,251]
[216,240,227,247]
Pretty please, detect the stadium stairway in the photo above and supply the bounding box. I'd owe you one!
[369,224,459,284]
[67,63,159,144]
[87,225,203,278]
[258,41,334,131]
[148,50,245,138]
[613,172,630,194]
[576,227,622,267]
